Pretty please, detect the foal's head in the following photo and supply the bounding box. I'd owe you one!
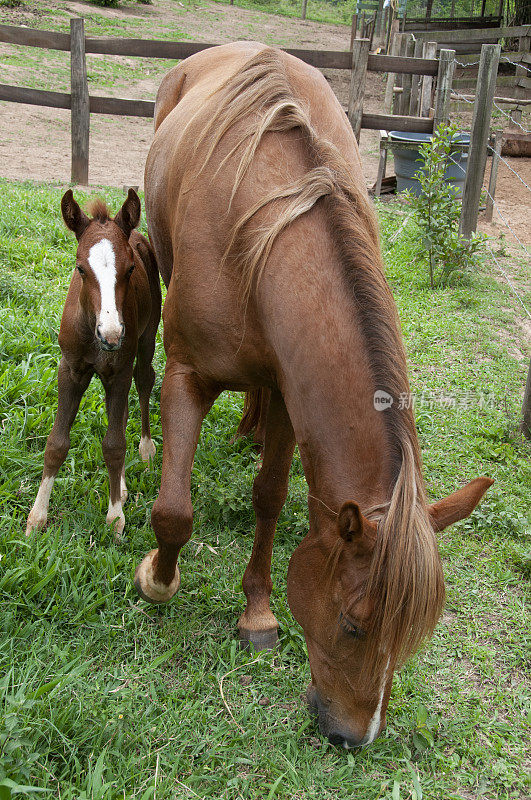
[287,476,493,749]
[61,189,141,351]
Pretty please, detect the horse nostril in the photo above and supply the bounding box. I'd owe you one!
[328,730,362,749]
[120,323,125,338]
[96,325,103,340]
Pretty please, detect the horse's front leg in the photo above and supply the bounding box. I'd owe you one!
[238,390,295,650]
[26,358,92,535]
[134,366,219,603]
[102,370,133,540]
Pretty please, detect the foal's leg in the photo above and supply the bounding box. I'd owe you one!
[238,390,295,650]
[102,371,133,539]
[134,367,218,603]
[26,359,92,535]
[134,330,156,463]
[121,403,129,503]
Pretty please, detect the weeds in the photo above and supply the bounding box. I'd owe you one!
[406,123,486,289]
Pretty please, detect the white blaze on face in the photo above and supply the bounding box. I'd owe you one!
[88,238,122,345]
[360,657,391,747]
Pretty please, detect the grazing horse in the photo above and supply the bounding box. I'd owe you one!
[26,190,161,539]
[137,42,493,747]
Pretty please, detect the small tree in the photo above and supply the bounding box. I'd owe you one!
[407,122,484,289]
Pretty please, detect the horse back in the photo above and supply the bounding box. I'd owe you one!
[144,43,368,385]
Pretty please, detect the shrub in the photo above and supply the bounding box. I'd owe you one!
[407,122,485,289]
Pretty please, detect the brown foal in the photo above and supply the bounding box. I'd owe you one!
[26,189,161,539]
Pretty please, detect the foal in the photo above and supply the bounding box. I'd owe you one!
[26,189,161,539]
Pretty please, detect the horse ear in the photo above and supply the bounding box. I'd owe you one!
[337,502,377,555]
[61,190,90,241]
[428,477,494,532]
[114,188,141,239]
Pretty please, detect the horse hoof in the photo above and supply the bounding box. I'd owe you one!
[25,514,46,537]
[107,508,125,539]
[238,627,279,651]
[134,548,180,604]
[139,437,156,463]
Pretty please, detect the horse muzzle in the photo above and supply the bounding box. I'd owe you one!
[306,684,370,750]
[96,322,125,351]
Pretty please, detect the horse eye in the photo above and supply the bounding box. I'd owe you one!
[338,611,365,639]
[77,265,85,276]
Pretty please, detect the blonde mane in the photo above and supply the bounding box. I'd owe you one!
[197,47,445,677]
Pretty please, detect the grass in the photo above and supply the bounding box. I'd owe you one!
[0,178,530,799]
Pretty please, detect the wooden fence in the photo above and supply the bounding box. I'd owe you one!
[0,21,453,186]
[413,23,531,55]
[404,14,504,32]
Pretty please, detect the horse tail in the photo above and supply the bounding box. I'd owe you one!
[235,388,269,448]
[154,69,187,132]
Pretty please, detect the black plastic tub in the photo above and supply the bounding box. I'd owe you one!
[389,131,470,197]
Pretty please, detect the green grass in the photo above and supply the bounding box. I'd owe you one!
[0,178,529,799]
[210,0,356,26]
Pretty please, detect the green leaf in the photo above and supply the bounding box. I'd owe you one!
[407,763,423,800]
[266,773,286,800]
[27,677,62,700]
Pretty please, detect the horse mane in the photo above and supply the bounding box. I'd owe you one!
[87,198,111,223]
[196,47,445,679]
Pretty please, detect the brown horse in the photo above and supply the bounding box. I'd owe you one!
[26,190,161,539]
[137,42,493,747]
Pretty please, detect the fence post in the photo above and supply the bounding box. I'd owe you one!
[375,0,385,41]
[433,48,456,129]
[70,17,89,185]
[348,38,370,142]
[384,33,400,112]
[485,129,502,222]
[460,43,501,238]
[522,358,531,440]
[301,0,308,20]
[393,33,406,114]
[385,5,396,54]
[409,38,423,116]
[400,34,415,115]
[350,13,358,50]
[419,41,437,117]
[514,34,530,115]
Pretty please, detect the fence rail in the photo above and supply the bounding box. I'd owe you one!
[0,21,451,183]
[0,24,440,74]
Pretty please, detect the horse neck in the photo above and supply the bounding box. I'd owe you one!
[282,338,395,517]
[259,216,402,517]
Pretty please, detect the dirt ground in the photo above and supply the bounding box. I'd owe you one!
[1,0,530,247]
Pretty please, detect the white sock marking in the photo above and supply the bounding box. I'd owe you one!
[27,476,55,532]
[139,436,155,462]
[88,239,122,343]
[106,498,125,534]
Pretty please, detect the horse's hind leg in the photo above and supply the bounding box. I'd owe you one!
[134,368,218,604]
[26,359,92,535]
[238,390,295,650]
[134,329,157,463]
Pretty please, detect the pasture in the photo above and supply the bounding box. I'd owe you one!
[0,178,529,799]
